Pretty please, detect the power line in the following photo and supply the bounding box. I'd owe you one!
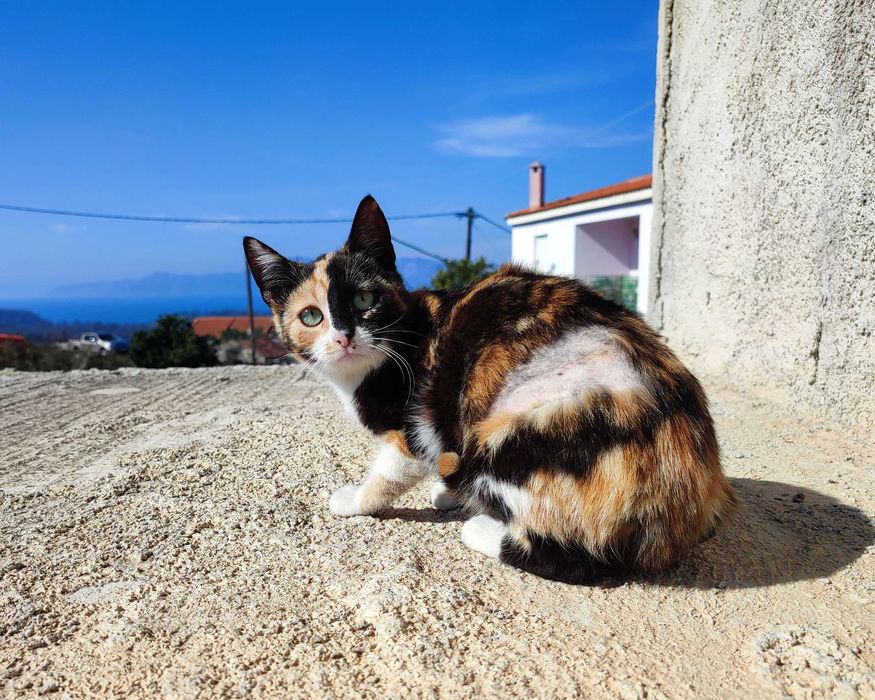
[390,238,449,264]
[588,99,655,135]
[0,201,511,262]
[473,211,512,235]
[471,218,512,257]
[0,201,454,263]
[0,202,461,225]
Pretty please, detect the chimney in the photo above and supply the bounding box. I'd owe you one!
[529,161,545,209]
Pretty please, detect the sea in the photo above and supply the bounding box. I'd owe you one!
[1,295,271,324]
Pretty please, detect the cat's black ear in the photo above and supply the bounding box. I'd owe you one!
[346,195,396,268]
[243,236,301,307]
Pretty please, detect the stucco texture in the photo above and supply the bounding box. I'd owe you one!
[650,0,874,433]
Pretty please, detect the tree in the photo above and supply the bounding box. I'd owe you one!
[130,315,217,368]
[431,257,496,290]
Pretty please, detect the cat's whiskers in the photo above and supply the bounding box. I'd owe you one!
[372,335,418,349]
[371,314,426,344]
[370,312,408,335]
[372,343,415,405]
[269,352,294,365]
[372,345,406,392]
[377,343,413,386]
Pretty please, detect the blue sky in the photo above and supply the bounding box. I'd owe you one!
[0,1,658,298]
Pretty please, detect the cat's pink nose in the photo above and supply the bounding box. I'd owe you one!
[335,334,351,349]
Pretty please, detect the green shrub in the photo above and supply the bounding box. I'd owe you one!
[587,276,639,311]
[431,257,496,290]
[0,342,134,371]
[0,342,39,370]
[130,315,217,368]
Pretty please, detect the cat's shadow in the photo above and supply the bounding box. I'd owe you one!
[663,477,874,589]
[380,477,873,589]
[377,506,468,524]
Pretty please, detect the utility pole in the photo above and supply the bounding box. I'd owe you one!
[245,254,257,365]
[465,207,474,261]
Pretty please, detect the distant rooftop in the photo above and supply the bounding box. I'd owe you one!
[507,174,652,220]
[193,316,273,339]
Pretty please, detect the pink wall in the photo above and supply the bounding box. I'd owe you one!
[574,217,639,277]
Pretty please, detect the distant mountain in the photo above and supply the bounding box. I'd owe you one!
[0,309,52,334]
[52,272,248,298]
[51,257,443,297]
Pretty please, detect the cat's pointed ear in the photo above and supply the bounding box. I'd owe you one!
[243,236,301,308]
[346,195,396,268]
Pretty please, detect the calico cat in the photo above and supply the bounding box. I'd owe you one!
[244,195,736,583]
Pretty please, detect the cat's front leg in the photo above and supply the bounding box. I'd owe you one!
[329,432,429,517]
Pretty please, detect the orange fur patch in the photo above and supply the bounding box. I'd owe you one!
[436,452,460,478]
[280,256,332,355]
[535,283,578,324]
[522,447,638,559]
[473,412,519,453]
[413,293,443,370]
[421,292,442,318]
[508,409,735,572]
[465,343,527,419]
[474,388,651,456]
[384,430,414,459]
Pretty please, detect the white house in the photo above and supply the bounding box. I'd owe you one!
[506,163,653,314]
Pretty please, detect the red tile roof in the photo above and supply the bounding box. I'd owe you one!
[507,174,652,219]
[255,336,289,361]
[192,316,274,338]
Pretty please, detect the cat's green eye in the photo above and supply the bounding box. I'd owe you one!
[299,307,323,327]
[353,291,375,311]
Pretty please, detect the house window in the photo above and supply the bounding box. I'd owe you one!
[533,234,548,272]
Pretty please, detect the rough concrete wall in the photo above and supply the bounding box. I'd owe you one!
[651,0,875,433]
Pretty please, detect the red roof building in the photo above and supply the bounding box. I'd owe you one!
[192,316,274,338]
[195,316,291,364]
[506,165,654,314]
[507,174,652,219]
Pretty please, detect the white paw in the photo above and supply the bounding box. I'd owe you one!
[461,514,508,560]
[431,482,462,511]
[329,484,362,517]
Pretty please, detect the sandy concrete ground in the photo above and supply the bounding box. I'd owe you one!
[1,365,873,699]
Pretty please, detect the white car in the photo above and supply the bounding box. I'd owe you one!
[61,332,130,354]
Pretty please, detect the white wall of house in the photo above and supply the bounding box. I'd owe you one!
[509,196,653,314]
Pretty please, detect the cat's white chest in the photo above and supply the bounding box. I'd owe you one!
[329,383,363,427]
[339,391,361,423]
[322,369,367,428]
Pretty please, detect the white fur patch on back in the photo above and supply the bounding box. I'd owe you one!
[490,326,643,416]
